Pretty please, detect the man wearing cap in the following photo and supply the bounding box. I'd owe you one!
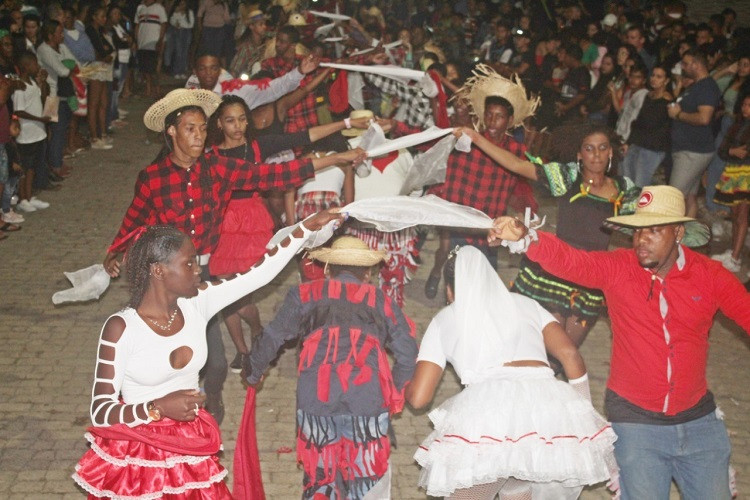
[244,235,418,500]
[490,185,750,499]
[229,9,268,78]
[103,90,366,423]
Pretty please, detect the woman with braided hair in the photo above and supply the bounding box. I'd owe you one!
[73,210,344,498]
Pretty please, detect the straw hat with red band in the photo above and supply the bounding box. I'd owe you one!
[605,185,710,247]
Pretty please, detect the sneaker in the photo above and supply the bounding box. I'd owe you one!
[10,194,18,206]
[229,352,246,374]
[2,210,24,223]
[29,196,49,209]
[91,138,113,150]
[16,199,37,212]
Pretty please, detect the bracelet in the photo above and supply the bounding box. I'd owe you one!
[344,117,352,129]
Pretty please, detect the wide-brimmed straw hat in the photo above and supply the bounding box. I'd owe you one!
[458,64,540,130]
[308,236,386,266]
[288,12,307,26]
[143,89,222,132]
[341,109,374,137]
[606,185,710,247]
[247,9,266,22]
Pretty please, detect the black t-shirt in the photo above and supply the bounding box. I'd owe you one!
[560,66,591,101]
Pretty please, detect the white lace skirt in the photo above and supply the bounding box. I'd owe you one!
[414,367,617,498]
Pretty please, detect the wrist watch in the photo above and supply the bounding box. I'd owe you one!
[147,401,161,421]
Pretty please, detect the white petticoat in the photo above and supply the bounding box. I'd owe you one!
[414,367,617,498]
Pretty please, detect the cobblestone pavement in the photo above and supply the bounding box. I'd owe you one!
[1,96,749,499]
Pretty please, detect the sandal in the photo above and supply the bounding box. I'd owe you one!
[0,222,21,232]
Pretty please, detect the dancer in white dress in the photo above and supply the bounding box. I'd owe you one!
[407,246,619,499]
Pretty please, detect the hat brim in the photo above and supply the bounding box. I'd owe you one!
[143,90,222,132]
[603,218,710,247]
[308,248,386,266]
[341,127,367,137]
[606,213,695,228]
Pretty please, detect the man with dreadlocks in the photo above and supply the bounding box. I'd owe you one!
[244,235,418,500]
[103,89,365,423]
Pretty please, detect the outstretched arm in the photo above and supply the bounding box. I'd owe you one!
[454,127,537,180]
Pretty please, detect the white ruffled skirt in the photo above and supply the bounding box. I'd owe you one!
[414,367,617,498]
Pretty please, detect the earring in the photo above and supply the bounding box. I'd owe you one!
[607,156,612,172]
[577,159,582,173]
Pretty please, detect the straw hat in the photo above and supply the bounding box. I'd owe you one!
[308,236,387,266]
[606,185,710,247]
[247,9,266,22]
[341,109,374,137]
[458,64,540,130]
[143,89,222,132]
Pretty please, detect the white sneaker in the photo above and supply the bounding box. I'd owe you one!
[91,138,113,150]
[2,210,24,223]
[17,199,37,212]
[29,196,49,209]
[10,194,18,206]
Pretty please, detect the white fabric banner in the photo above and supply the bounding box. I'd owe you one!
[308,10,351,21]
[320,63,425,83]
[365,126,453,158]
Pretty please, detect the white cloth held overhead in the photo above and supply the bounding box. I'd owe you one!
[365,126,453,158]
[320,63,425,84]
[52,264,111,305]
[308,10,351,21]
[399,134,457,195]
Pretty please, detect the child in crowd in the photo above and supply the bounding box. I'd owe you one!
[1,117,23,232]
[12,51,50,213]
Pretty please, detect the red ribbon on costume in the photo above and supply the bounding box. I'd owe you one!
[233,387,266,500]
[328,70,349,114]
[108,225,147,254]
[428,70,450,129]
[221,77,272,94]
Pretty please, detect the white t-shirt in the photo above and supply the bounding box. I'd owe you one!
[12,79,47,144]
[135,2,167,51]
[348,136,414,199]
[297,164,345,196]
[417,294,555,379]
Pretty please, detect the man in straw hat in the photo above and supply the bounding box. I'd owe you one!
[244,235,418,500]
[424,64,539,299]
[490,185,750,500]
[103,89,366,423]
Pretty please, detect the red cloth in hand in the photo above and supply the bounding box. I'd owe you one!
[233,387,266,500]
[329,70,349,114]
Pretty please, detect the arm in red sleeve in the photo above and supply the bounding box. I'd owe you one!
[713,266,750,333]
[525,231,625,291]
[108,170,155,253]
[218,154,316,192]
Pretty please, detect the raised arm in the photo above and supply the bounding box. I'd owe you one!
[276,67,333,119]
[194,210,344,318]
[226,67,305,110]
[455,127,537,180]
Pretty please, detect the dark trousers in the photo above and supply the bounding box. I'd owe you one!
[18,139,49,190]
[200,265,228,395]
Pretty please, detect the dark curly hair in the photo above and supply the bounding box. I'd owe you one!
[125,226,189,308]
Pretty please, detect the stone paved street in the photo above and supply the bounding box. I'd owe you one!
[1,95,749,499]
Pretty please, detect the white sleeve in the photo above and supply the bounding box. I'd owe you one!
[135,5,144,24]
[89,316,150,427]
[532,300,558,330]
[193,222,312,319]
[229,67,304,110]
[417,311,448,369]
[158,5,168,23]
[12,88,27,112]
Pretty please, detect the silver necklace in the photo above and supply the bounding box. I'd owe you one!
[147,308,179,331]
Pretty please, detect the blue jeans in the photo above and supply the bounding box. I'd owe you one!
[612,411,731,500]
[165,27,192,75]
[48,100,72,170]
[705,114,734,213]
[621,144,667,187]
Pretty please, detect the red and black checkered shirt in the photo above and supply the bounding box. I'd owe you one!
[261,56,320,134]
[442,133,528,218]
[109,152,314,255]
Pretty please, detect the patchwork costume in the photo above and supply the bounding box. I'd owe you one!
[246,273,417,499]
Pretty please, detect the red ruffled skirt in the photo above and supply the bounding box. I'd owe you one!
[72,410,231,499]
[210,196,274,276]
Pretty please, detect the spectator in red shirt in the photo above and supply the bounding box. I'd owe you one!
[490,185,750,500]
